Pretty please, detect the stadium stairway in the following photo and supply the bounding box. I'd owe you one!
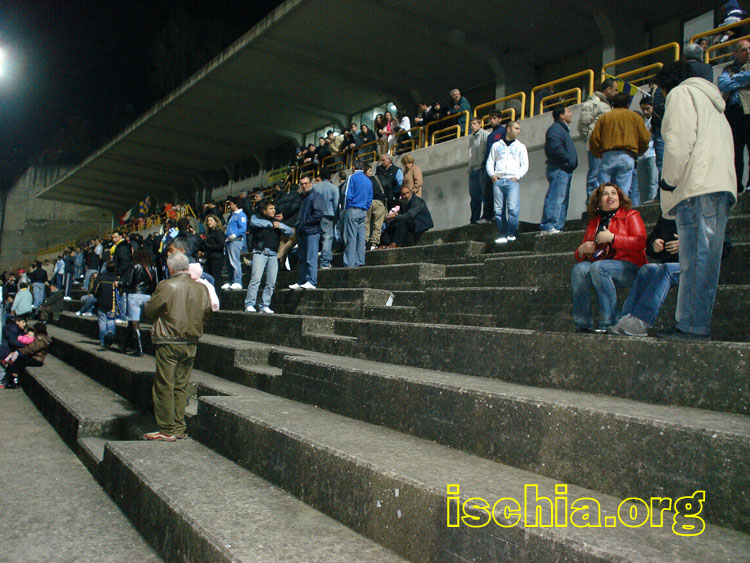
[21,193,750,561]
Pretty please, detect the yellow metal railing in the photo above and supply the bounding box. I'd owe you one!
[530,70,594,117]
[705,34,750,64]
[430,125,461,146]
[424,111,469,145]
[474,91,527,121]
[388,126,423,156]
[480,108,516,128]
[601,42,679,86]
[691,17,750,54]
[539,87,582,113]
[267,166,289,184]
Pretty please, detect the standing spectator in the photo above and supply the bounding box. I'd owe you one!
[174,217,201,263]
[590,93,651,206]
[365,167,386,250]
[683,43,713,82]
[314,168,339,270]
[221,197,247,291]
[63,250,76,300]
[83,244,101,291]
[244,201,293,313]
[28,261,48,310]
[401,155,423,197]
[109,231,132,318]
[376,154,403,210]
[274,185,303,271]
[656,60,737,339]
[540,106,578,234]
[486,121,529,244]
[41,259,54,282]
[447,88,471,133]
[578,79,617,198]
[119,248,158,356]
[341,160,373,269]
[380,186,434,248]
[413,101,433,126]
[143,252,212,441]
[73,247,84,282]
[482,111,507,224]
[11,282,33,317]
[358,124,376,150]
[718,39,750,193]
[92,262,119,350]
[201,214,225,284]
[637,96,659,203]
[373,114,387,140]
[53,255,64,290]
[288,176,325,290]
[467,116,490,224]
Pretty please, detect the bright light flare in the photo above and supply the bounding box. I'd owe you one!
[0,48,5,77]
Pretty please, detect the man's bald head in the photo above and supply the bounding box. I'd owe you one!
[736,39,750,65]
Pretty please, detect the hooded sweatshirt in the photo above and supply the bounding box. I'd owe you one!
[660,78,738,218]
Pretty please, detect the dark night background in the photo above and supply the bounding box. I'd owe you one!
[0,0,282,192]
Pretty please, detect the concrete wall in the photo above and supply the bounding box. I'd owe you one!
[0,166,112,270]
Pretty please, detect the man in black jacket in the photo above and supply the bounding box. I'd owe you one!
[38,282,64,322]
[174,217,201,262]
[380,186,434,248]
[92,261,120,349]
[540,106,578,234]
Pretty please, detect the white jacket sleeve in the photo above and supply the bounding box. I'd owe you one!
[661,88,697,189]
[485,142,496,177]
[518,144,529,179]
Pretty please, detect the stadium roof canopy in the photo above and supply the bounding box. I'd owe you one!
[37,0,708,210]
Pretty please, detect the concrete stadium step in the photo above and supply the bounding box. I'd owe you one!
[101,440,401,562]
[0,392,160,562]
[199,312,750,415]
[271,353,750,532]
[482,243,750,288]
[423,276,481,288]
[362,305,419,323]
[391,290,424,307]
[192,390,750,561]
[330,240,488,266]
[272,262,446,290]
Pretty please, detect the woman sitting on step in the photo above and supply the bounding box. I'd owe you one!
[571,182,647,333]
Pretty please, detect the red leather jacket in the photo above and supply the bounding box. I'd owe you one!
[574,207,647,266]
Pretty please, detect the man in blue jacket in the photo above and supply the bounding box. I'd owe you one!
[222,197,247,290]
[313,168,340,269]
[342,159,373,268]
[540,106,578,233]
[289,177,325,290]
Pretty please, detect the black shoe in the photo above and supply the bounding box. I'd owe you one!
[575,326,592,333]
[104,332,114,349]
[657,328,710,341]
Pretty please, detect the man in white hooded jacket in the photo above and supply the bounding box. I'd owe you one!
[656,61,737,340]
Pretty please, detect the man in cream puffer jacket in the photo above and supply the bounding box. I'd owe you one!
[657,61,737,340]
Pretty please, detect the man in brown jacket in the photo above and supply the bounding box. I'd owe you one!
[143,252,212,441]
[590,92,651,206]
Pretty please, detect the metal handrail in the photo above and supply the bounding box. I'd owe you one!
[539,87,582,113]
[480,108,516,128]
[474,91,527,121]
[355,138,381,160]
[388,126,423,156]
[430,125,461,146]
[601,42,679,84]
[530,70,595,117]
[267,166,289,184]
[356,150,378,166]
[690,17,750,45]
[610,62,664,85]
[424,111,469,145]
[706,34,750,64]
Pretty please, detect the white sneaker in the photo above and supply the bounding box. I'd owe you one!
[494,237,508,244]
[260,306,274,314]
[75,311,82,316]
[221,283,230,290]
[288,283,302,290]
[245,305,257,313]
[540,228,561,235]
[300,282,317,290]
[507,236,517,242]
[63,296,72,301]
[230,283,243,290]
[82,312,93,317]
[369,245,377,251]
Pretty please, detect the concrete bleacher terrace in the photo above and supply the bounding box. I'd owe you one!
[14,192,750,560]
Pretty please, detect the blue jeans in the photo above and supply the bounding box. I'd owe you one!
[320,217,335,268]
[540,166,573,231]
[673,192,732,336]
[96,309,116,347]
[55,273,63,289]
[244,250,278,308]
[586,151,601,198]
[225,239,244,285]
[493,178,520,238]
[621,263,680,326]
[599,150,638,206]
[126,293,151,322]
[468,169,484,223]
[571,259,639,329]
[83,269,98,291]
[343,207,367,267]
[297,233,321,286]
[653,132,665,175]
[80,295,97,314]
[637,155,659,203]
[31,282,46,309]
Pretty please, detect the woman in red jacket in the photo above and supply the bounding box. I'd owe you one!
[571,182,646,332]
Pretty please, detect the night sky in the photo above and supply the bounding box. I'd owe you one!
[0,0,282,191]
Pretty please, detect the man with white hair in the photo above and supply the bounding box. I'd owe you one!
[447,88,471,133]
[143,252,212,441]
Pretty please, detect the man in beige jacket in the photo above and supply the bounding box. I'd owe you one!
[656,60,737,340]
